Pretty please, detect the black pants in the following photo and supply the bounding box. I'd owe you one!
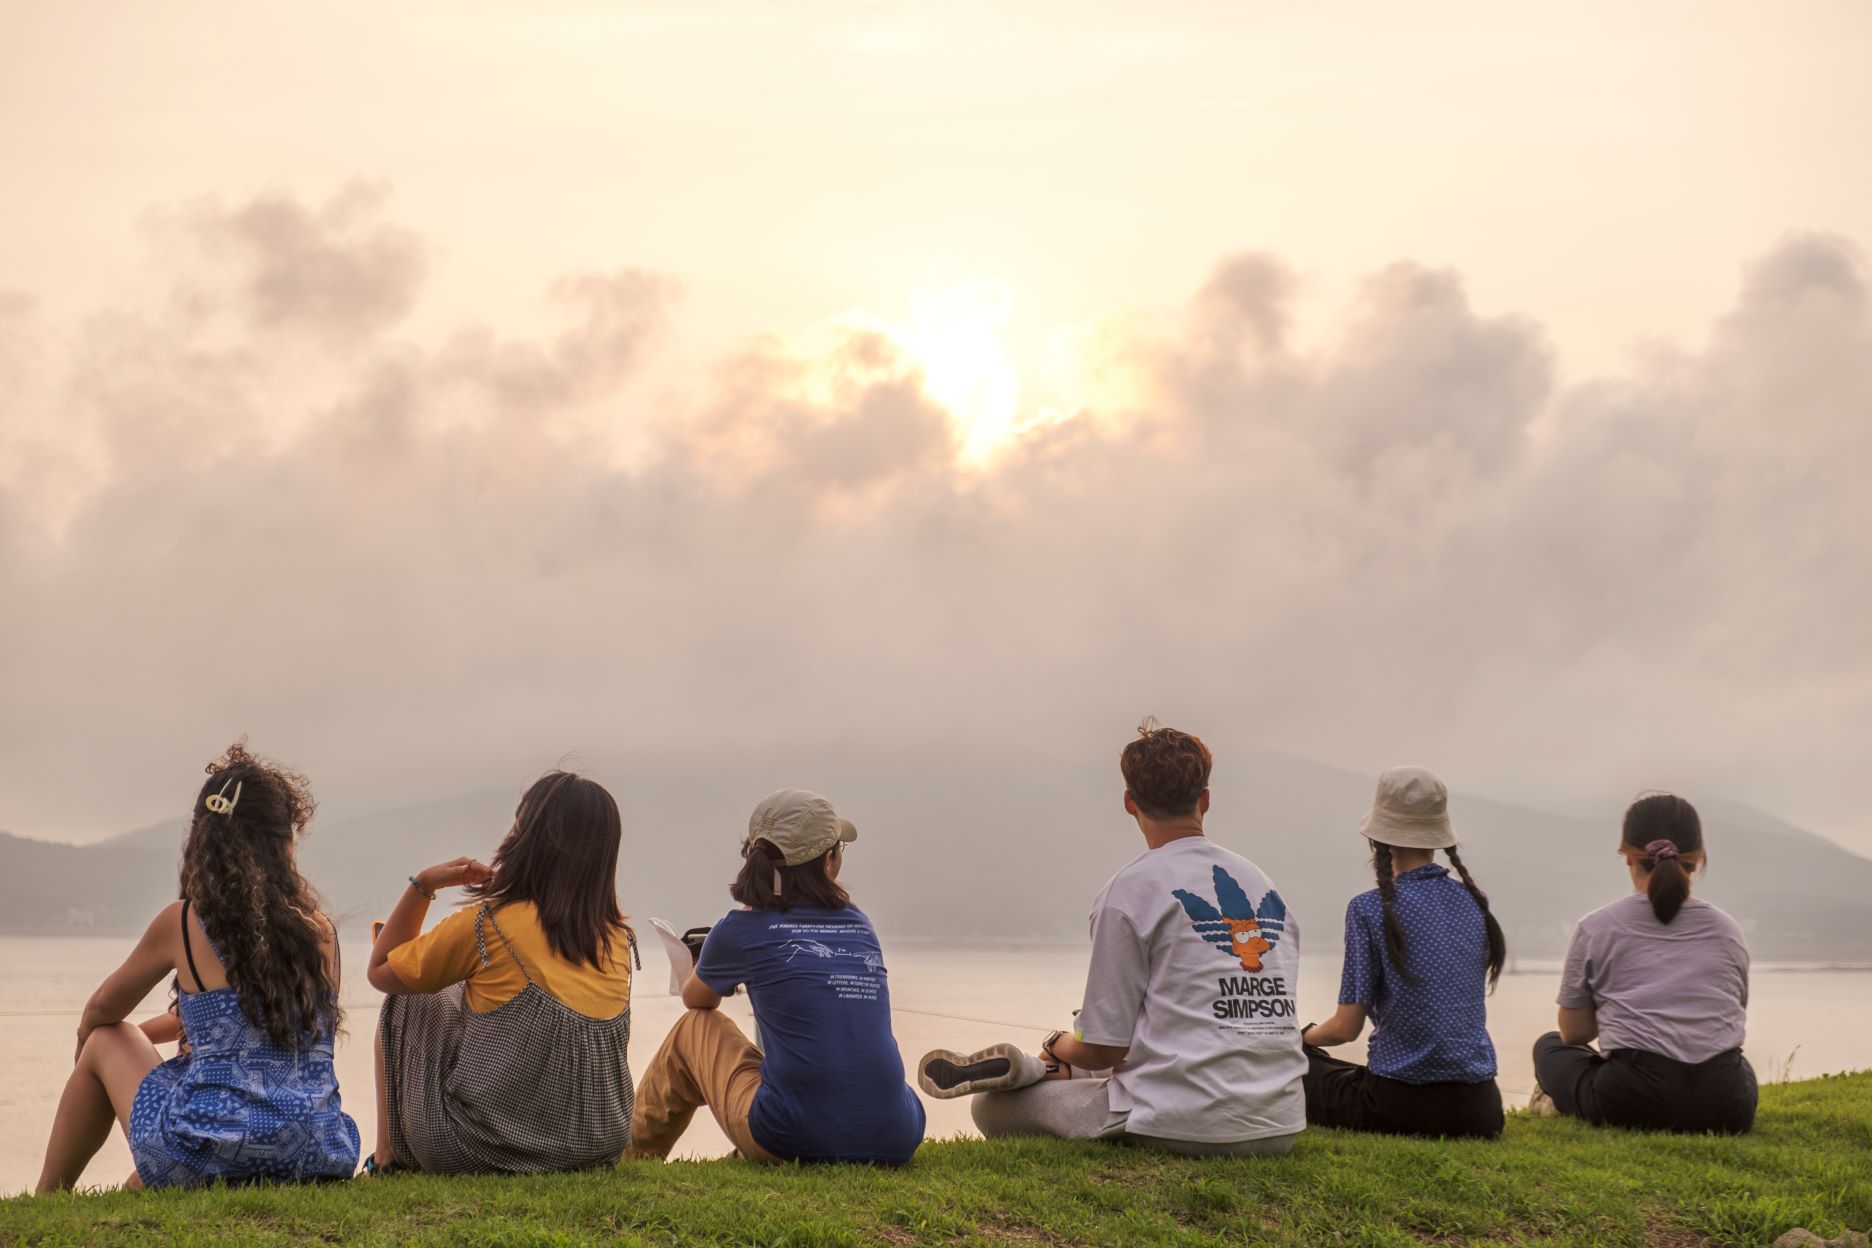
[1302,1046,1504,1138]
[1531,1032,1757,1134]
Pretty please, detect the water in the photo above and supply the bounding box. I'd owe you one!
[1,934,1866,1195]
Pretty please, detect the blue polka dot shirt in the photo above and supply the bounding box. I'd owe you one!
[1339,863,1498,1084]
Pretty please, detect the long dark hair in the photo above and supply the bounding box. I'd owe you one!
[180,742,340,1048]
[1621,793,1705,924]
[730,840,850,911]
[1370,841,1507,992]
[465,771,628,969]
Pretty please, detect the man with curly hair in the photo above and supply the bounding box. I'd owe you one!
[915,720,1307,1155]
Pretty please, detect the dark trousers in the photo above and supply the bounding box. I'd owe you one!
[1302,1045,1504,1138]
[1531,1031,1757,1134]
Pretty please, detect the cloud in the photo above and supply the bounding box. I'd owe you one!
[1,191,1868,856]
[180,182,427,346]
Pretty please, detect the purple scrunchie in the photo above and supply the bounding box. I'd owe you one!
[1644,838,1681,862]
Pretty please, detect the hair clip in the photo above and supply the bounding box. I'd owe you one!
[205,778,243,817]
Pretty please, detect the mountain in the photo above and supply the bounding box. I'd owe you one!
[0,830,180,930]
[6,753,1871,960]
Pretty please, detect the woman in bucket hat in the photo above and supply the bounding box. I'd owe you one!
[625,790,925,1166]
[1299,766,1508,1138]
[1529,793,1756,1133]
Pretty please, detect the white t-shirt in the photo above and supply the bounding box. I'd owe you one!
[1074,836,1307,1143]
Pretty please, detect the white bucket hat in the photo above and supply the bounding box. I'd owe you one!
[1358,766,1456,850]
[742,789,858,866]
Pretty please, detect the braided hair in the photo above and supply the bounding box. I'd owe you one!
[1444,845,1508,989]
[1370,842,1422,987]
[1371,841,1509,992]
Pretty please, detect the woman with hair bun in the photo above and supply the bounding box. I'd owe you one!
[35,743,359,1191]
[1531,793,1756,1133]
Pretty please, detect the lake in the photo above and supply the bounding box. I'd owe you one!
[1,934,1866,1194]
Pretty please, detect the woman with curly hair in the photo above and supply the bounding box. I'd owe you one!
[366,770,637,1175]
[35,744,360,1191]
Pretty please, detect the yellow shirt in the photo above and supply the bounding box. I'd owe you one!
[387,901,633,1019]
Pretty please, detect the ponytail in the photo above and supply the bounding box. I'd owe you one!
[1443,845,1507,990]
[1370,842,1421,986]
[1644,854,1693,925]
[1621,793,1705,925]
[730,838,850,912]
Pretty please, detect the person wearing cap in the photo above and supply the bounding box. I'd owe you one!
[915,720,1307,1157]
[625,790,925,1166]
[1298,766,1509,1138]
[1529,793,1755,1133]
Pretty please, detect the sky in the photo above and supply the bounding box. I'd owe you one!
[2,1,1870,852]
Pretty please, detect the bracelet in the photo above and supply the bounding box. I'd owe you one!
[408,875,436,901]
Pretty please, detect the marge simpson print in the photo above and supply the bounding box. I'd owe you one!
[1175,866,1298,1028]
[1174,866,1288,972]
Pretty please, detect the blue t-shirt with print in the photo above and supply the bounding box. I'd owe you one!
[695,904,925,1164]
[1339,864,1497,1084]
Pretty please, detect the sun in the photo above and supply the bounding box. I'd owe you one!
[900,281,1022,463]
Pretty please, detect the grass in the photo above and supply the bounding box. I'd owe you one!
[3,1072,1869,1247]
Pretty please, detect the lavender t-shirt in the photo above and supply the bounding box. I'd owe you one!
[1557,894,1749,1064]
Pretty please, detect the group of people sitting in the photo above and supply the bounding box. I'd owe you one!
[35,724,1758,1193]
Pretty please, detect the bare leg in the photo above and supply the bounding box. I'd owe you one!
[373,1014,395,1166]
[37,1023,161,1193]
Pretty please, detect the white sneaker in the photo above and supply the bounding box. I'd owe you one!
[1527,1084,1560,1117]
[916,1043,1047,1099]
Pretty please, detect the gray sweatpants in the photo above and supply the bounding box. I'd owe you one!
[971,1077,1298,1158]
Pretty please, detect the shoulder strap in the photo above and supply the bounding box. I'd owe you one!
[180,899,207,993]
[626,927,641,971]
[475,903,535,986]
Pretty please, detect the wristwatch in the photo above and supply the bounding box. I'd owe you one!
[1041,1029,1068,1075]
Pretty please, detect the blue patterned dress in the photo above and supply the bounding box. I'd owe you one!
[127,945,359,1186]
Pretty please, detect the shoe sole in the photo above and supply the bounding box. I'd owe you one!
[917,1043,1027,1099]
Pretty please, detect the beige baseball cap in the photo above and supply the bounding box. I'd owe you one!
[1358,765,1457,850]
[742,789,859,867]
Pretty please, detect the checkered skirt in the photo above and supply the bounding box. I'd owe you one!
[381,903,634,1173]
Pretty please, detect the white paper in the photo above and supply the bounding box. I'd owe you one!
[648,918,693,996]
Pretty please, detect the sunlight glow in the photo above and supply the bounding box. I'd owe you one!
[901,281,1022,463]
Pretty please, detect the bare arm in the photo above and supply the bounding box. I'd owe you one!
[1046,1033,1129,1073]
[1557,1004,1598,1046]
[1302,1002,1370,1048]
[681,969,723,1011]
[368,857,490,995]
[139,1010,184,1046]
[77,902,182,1060]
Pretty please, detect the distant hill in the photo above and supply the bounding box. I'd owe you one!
[6,753,1871,960]
[0,830,180,931]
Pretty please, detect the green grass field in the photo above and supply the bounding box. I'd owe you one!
[4,1072,1868,1247]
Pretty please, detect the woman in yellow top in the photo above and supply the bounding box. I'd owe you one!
[364,771,636,1175]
